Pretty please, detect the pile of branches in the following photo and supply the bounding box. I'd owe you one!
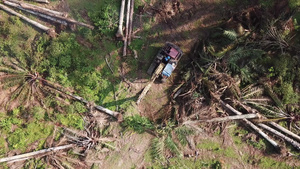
[0,110,115,168]
[0,0,94,37]
[172,7,300,153]
[176,63,300,151]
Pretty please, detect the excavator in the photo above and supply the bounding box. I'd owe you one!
[137,42,183,104]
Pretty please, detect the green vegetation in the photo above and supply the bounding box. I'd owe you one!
[243,154,293,169]
[0,108,53,152]
[1,0,300,168]
[122,115,154,133]
[0,0,130,162]
[149,157,223,169]
[197,139,237,158]
[229,125,270,151]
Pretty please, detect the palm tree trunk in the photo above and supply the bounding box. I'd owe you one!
[5,0,93,29]
[268,122,300,142]
[32,0,49,3]
[3,1,68,25]
[258,124,300,150]
[0,144,75,163]
[116,0,125,38]
[128,0,134,45]
[0,4,56,36]
[43,81,121,119]
[220,100,280,150]
[67,93,120,119]
[183,113,259,125]
[7,0,67,17]
[123,0,131,56]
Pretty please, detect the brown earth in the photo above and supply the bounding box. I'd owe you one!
[2,0,300,168]
[135,0,228,119]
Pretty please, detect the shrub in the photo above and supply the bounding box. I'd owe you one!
[56,113,84,130]
[122,115,154,133]
[274,82,299,105]
[7,122,53,151]
[88,3,118,35]
[289,0,300,9]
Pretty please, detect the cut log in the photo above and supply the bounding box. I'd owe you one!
[6,0,93,29]
[42,81,121,119]
[62,92,120,119]
[7,0,67,17]
[268,122,300,142]
[258,123,300,150]
[0,144,74,163]
[220,100,280,150]
[183,113,260,125]
[32,0,49,3]
[123,0,131,56]
[128,0,134,45]
[4,1,68,25]
[0,4,56,36]
[116,0,125,38]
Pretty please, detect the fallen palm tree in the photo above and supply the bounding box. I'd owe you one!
[33,78,122,119]
[0,111,116,166]
[0,3,56,36]
[0,144,75,163]
[183,113,260,125]
[0,57,121,119]
[3,1,68,26]
[258,123,300,150]
[7,0,67,17]
[4,0,94,29]
[32,0,49,3]
[268,121,300,142]
[220,100,280,150]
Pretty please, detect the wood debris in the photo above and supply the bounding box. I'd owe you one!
[32,0,49,4]
[117,0,135,56]
[0,0,94,37]
[0,144,75,163]
[0,3,56,36]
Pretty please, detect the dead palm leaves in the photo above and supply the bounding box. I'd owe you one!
[0,57,67,110]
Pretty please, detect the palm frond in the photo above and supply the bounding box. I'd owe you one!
[223,30,237,41]
[150,137,166,163]
[1,75,25,90]
[228,48,264,74]
[241,85,264,99]
[247,102,287,118]
[263,84,284,108]
[175,126,194,146]
[165,135,182,157]
[2,58,26,72]
[0,66,24,74]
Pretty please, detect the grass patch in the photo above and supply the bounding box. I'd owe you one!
[6,121,53,152]
[243,154,293,169]
[122,115,154,134]
[197,139,238,158]
[148,157,223,169]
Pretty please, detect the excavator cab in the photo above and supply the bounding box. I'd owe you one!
[147,42,183,82]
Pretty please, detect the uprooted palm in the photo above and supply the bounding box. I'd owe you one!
[0,57,68,110]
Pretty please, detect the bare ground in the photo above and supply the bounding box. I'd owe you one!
[135,0,226,119]
[1,0,300,168]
